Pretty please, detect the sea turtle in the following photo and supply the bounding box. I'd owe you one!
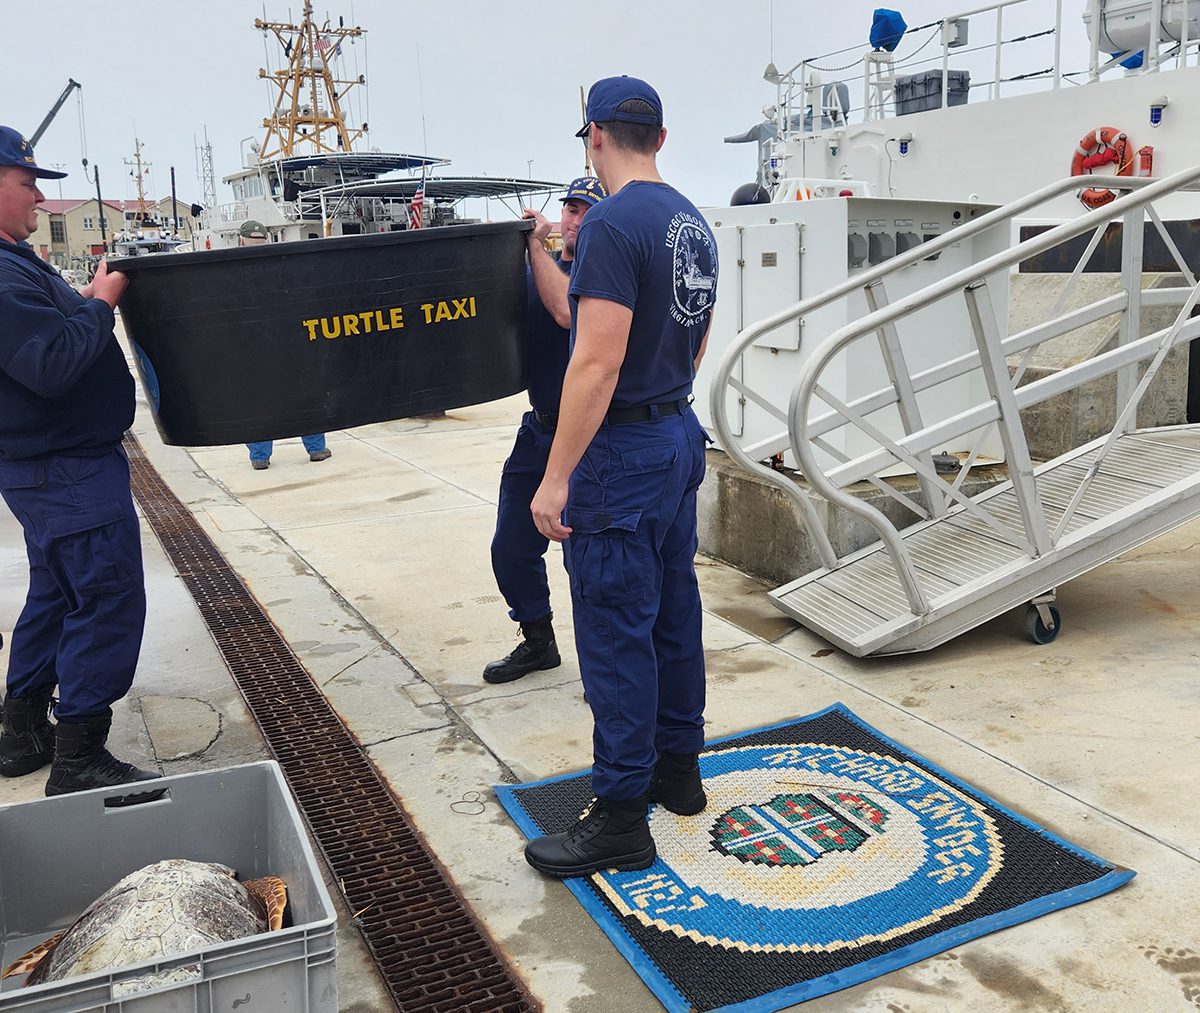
[1,859,286,986]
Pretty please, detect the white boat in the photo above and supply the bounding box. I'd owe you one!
[110,138,186,257]
[191,1,559,250]
[727,0,1200,217]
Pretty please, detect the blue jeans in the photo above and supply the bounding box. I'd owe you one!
[564,408,708,800]
[0,447,146,720]
[246,434,326,462]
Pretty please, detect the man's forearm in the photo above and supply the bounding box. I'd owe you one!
[527,238,572,328]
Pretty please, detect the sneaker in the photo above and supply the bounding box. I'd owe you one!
[251,460,270,470]
[309,449,332,462]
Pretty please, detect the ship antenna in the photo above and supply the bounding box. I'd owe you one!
[415,44,429,156]
[255,0,367,159]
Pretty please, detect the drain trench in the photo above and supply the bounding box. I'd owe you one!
[126,435,537,1012]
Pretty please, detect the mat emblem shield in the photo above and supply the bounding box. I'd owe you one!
[713,790,889,866]
[599,742,1004,953]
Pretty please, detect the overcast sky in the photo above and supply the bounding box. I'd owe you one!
[5,0,1090,214]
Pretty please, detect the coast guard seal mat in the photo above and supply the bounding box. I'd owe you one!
[496,703,1134,1011]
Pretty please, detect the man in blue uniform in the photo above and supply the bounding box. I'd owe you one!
[483,176,606,684]
[525,79,717,876]
[0,126,159,795]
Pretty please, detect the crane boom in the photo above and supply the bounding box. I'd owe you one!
[30,79,82,147]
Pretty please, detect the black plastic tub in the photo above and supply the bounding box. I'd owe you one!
[109,220,531,446]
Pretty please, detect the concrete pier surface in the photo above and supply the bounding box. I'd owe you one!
[3,334,1199,1011]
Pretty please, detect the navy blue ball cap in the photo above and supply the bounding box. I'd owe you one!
[0,125,67,179]
[560,176,607,207]
[576,76,663,137]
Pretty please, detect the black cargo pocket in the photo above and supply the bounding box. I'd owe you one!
[568,508,648,606]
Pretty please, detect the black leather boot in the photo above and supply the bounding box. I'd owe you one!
[525,796,656,877]
[483,614,561,684]
[648,751,707,815]
[0,689,55,778]
[44,709,160,797]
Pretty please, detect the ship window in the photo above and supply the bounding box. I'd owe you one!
[232,181,245,200]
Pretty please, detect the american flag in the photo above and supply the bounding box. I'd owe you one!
[316,35,342,58]
[408,176,425,229]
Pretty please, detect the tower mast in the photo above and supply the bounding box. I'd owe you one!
[255,0,367,159]
[123,138,152,226]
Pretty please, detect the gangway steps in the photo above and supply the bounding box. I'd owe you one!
[771,427,1200,656]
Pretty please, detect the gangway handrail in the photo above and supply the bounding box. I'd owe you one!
[709,172,1177,569]
[787,163,1200,612]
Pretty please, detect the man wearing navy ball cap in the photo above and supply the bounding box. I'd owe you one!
[525,77,719,877]
[483,174,606,685]
[0,125,159,796]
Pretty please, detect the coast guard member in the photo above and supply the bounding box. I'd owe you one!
[0,126,159,795]
[525,79,717,876]
[483,176,606,684]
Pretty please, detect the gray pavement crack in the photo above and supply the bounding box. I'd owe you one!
[361,724,453,748]
[321,641,387,687]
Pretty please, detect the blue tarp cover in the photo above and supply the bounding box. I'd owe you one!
[871,8,907,52]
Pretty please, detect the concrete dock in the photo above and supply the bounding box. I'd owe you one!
[2,331,1199,1011]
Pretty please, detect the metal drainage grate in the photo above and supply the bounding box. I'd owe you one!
[125,435,538,1013]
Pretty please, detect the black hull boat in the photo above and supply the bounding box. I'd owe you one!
[110,220,531,446]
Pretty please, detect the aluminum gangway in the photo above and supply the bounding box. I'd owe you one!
[710,166,1200,656]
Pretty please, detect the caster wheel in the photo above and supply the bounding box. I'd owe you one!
[1024,604,1061,645]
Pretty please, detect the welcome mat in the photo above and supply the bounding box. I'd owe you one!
[496,703,1134,1011]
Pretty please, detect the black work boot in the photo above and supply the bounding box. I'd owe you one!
[0,689,56,778]
[525,796,656,877]
[648,751,707,815]
[483,614,561,684]
[44,709,160,797]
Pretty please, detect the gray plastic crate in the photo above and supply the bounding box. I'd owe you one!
[895,69,971,115]
[0,762,337,1012]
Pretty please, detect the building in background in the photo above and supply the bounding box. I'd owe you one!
[26,196,196,267]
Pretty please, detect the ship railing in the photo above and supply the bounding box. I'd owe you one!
[216,202,249,224]
[710,165,1200,613]
[769,0,1200,143]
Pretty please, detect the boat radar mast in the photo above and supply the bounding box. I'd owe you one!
[255,0,367,159]
[123,138,152,227]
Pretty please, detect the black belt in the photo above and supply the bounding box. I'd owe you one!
[531,409,558,429]
[606,399,688,426]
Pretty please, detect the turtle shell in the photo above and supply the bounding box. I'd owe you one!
[5,860,281,986]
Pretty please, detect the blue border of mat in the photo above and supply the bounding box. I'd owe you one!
[494,702,1136,1012]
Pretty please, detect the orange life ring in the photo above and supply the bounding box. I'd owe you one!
[1070,127,1133,209]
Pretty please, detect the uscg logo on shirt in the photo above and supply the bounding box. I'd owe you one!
[592,742,1003,953]
[666,211,717,326]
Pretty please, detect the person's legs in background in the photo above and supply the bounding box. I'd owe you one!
[247,441,273,470]
[301,434,331,462]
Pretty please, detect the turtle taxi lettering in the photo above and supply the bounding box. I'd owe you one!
[302,296,478,341]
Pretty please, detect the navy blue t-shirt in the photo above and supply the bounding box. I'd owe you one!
[524,255,572,413]
[569,181,717,408]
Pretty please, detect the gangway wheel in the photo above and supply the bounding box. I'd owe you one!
[1024,594,1061,645]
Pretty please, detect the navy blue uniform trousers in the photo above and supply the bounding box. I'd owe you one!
[0,447,145,721]
[565,408,708,800]
[491,412,562,623]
